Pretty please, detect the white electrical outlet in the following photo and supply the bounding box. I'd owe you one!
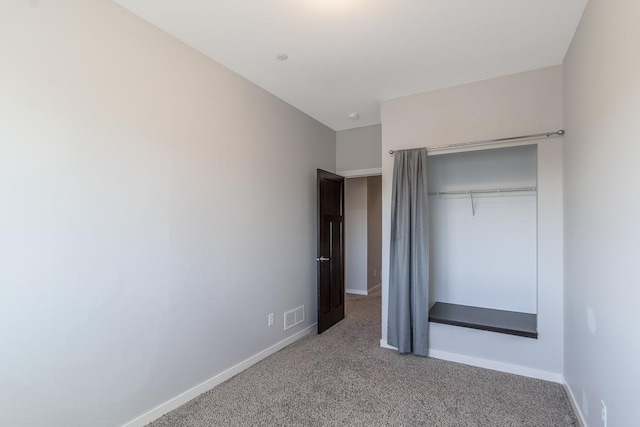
[601,400,607,427]
[268,313,275,327]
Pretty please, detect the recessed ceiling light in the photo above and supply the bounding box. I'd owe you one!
[276,53,288,61]
[347,113,360,120]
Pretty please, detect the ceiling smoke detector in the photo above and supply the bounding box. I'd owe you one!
[276,53,288,61]
[347,113,360,120]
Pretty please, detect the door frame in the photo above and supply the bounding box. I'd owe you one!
[337,168,382,179]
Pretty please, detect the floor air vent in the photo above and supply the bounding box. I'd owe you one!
[284,305,304,330]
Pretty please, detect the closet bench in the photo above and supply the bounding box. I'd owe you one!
[428,302,538,339]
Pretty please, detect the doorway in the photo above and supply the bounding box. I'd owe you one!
[344,175,382,303]
[316,170,382,335]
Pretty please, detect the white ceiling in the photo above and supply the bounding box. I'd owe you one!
[113,0,587,131]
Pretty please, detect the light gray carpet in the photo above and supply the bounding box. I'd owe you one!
[149,291,576,426]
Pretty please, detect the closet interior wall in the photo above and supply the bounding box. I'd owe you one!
[427,145,538,314]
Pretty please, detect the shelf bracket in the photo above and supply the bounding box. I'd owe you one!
[470,193,476,219]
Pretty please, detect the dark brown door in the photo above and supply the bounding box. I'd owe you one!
[317,169,345,334]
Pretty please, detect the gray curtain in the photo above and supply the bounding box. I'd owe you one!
[387,148,430,356]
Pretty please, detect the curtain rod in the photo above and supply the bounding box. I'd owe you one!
[388,130,564,155]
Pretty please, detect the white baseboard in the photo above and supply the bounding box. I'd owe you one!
[378,340,562,383]
[368,284,381,294]
[122,323,317,427]
[428,349,563,383]
[563,376,588,427]
[347,284,381,296]
[379,339,398,350]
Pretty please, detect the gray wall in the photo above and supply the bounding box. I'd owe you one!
[336,124,382,172]
[367,176,382,290]
[563,0,640,425]
[380,66,564,378]
[0,1,335,426]
[345,177,369,294]
[345,176,382,295]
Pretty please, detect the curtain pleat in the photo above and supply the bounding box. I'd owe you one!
[387,148,429,356]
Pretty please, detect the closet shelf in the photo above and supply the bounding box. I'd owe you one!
[427,186,536,196]
[428,302,538,339]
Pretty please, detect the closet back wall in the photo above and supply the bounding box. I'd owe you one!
[380,65,564,379]
[428,145,538,314]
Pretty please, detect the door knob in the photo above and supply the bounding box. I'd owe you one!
[316,256,330,262]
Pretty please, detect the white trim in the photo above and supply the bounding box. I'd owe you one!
[563,376,588,427]
[346,284,381,296]
[378,341,562,383]
[368,283,381,294]
[122,323,317,427]
[427,349,563,383]
[338,168,382,178]
[379,339,398,350]
[407,139,544,158]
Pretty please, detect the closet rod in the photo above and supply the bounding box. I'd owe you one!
[428,186,536,196]
[388,130,564,155]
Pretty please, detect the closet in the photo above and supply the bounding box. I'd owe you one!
[426,144,538,338]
